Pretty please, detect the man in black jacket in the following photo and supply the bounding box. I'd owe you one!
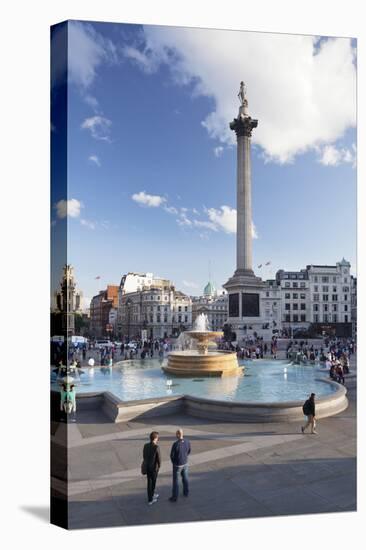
[301,393,317,434]
[143,431,161,505]
[169,428,191,502]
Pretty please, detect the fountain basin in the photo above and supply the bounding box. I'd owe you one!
[163,350,241,377]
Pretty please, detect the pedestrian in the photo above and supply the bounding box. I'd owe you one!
[301,393,317,434]
[169,428,191,502]
[142,431,161,506]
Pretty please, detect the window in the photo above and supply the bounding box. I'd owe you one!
[285,293,290,299]
[333,314,338,323]
[345,315,348,323]
[313,294,319,301]
[293,282,298,288]
[293,303,298,310]
[333,276,337,283]
[322,276,329,283]
[293,293,298,299]
[333,286,337,293]
[185,315,188,322]
[332,304,338,312]
[285,314,291,322]
[314,285,318,292]
[344,277,348,283]
[285,303,290,310]
[164,315,168,323]
[314,276,318,283]
[150,296,153,300]
[314,314,319,323]
[300,293,306,300]
[157,314,161,323]
[323,295,329,301]
[322,286,329,292]
[266,292,270,297]
[300,314,306,322]
[301,303,306,310]
[164,306,168,312]
[344,305,348,312]
[157,305,160,311]
[178,306,182,312]
[285,282,290,288]
[344,295,348,301]
[323,304,328,312]
[293,314,299,322]
[178,315,182,323]
[149,314,153,323]
[157,296,161,300]
[332,295,338,302]
[300,282,306,288]
[185,306,188,312]
[324,314,328,322]
[313,304,319,312]
[343,286,350,293]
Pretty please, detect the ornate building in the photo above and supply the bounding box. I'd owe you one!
[53,265,83,336]
[118,278,192,340]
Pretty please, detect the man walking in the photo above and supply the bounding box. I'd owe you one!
[169,428,191,502]
[301,393,317,434]
[142,431,161,505]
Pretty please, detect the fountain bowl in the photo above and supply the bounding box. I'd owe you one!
[163,330,242,377]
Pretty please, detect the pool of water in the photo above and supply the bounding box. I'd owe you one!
[51,358,335,403]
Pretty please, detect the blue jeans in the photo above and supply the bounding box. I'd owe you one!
[172,464,189,498]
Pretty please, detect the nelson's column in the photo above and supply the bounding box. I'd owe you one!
[223,82,265,341]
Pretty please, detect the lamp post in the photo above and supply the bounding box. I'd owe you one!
[126,299,132,342]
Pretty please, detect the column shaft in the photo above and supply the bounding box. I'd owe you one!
[236,134,252,272]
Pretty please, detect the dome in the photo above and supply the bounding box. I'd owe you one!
[203,281,216,297]
[338,257,351,267]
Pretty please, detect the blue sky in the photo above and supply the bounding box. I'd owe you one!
[51,21,357,306]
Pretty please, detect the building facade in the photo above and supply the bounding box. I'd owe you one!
[53,265,83,336]
[119,280,192,340]
[192,282,228,332]
[89,285,119,339]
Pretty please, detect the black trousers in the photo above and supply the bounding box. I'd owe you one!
[147,469,158,502]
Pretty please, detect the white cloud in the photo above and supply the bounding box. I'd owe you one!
[132,191,166,208]
[84,95,99,111]
[80,218,96,230]
[55,198,82,219]
[68,21,117,89]
[133,28,356,163]
[164,205,178,214]
[182,280,199,289]
[213,146,224,157]
[193,219,217,231]
[318,144,356,167]
[207,205,236,233]
[89,154,101,167]
[176,212,193,226]
[81,116,112,141]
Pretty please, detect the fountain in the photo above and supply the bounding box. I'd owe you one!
[162,314,242,377]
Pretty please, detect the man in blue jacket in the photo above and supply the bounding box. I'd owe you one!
[169,428,191,502]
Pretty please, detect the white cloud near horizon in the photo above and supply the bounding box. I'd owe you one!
[127,28,356,164]
[81,116,112,141]
[132,191,167,207]
[182,280,199,289]
[88,154,101,167]
[80,218,96,230]
[213,146,224,157]
[55,198,82,219]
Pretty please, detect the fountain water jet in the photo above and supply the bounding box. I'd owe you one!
[162,314,242,377]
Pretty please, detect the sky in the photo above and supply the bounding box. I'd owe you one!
[51,21,357,308]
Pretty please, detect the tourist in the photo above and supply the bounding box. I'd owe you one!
[301,393,317,434]
[336,363,345,384]
[169,428,191,502]
[142,431,161,506]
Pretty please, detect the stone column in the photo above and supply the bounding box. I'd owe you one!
[230,103,258,278]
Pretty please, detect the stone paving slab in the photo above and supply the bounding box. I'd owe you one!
[62,357,357,528]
